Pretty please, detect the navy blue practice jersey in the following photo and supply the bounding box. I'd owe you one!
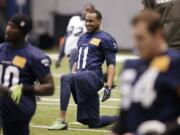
[0,42,51,121]
[119,50,180,133]
[76,31,118,71]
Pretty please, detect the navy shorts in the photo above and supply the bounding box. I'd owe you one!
[77,93,100,125]
[62,70,103,103]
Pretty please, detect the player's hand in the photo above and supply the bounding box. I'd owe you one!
[102,86,111,102]
[137,120,166,135]
[55,60,61,68]
[0,85,9,97]
[10,84,23,104]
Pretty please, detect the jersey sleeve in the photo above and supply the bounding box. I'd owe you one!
[101,38,118,65]
[31,54,51,79]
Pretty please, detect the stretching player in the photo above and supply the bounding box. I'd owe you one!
[110,10,180,135]
[49,10,118,130]
[55,4,95,70]
[0,14,54,135]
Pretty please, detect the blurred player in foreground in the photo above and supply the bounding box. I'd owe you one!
[110,9,180,135]
[55,4,95,70]
[142,0,180,49]
[0,14,54,135]
[48,10,118,130]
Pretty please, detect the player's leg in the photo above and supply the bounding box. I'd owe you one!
[48,73,74,130]
[88,116,117,128]
[2,121,29,135]
[77,93,117,128]
[49,71,103,130]
[60,74,73,121]
[69,48,78,70]
[74,71,116,127]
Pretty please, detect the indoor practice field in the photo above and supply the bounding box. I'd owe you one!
[1,0,180,135]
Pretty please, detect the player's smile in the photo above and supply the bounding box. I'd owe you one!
[85,20,95,32]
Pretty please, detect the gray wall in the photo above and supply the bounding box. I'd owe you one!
[32,0,141,49]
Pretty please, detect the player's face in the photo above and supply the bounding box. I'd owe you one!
[5,21,23,42]
[85,13,100,33]
[132,22,158,60]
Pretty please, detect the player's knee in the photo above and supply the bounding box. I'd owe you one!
[60,74,73,82]
[88,122,100,128]
[60,75,66,82]
[87,120,100,128]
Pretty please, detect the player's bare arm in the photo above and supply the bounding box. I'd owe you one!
[106,64,115,88]
[32,74,54,96]
[102,64,116,102]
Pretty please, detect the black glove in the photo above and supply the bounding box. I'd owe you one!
[102,86,111,102]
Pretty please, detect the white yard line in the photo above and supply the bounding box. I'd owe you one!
[41,97,120,102]
[69,122,81,125]
[30,124,110,133]
[37,102,119,109]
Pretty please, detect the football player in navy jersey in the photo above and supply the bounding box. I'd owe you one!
[0,14,54,135]
[111,10,180,135]
[48,10,118,130]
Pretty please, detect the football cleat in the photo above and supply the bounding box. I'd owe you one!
[48,119,68,130]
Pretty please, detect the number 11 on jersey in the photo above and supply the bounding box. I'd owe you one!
[77,47,89,70]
